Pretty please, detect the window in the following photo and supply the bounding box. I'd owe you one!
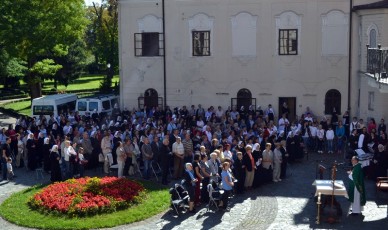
[33,105,54,115]
[57,101,76,114]
[279,29,298,55]
[134,32,164,57]
[77,101,87,112]
[89,102,98,111]
[192,31,210,56]
[111,99,119,109]
[369,29,377,48]
[324,89,341,114]
[102,100,111,111]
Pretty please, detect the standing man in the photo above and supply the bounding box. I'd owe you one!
[182,133,194,163]
[160,138,171,185]
[347,156,366,216]
[81,132,93,165]
[266,104,275,121]
[151,136,161,165]
[141,137,153,180]
[172,137,184,179]
[2,137,12,181]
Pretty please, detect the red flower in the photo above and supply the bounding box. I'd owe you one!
[28,177,144,216]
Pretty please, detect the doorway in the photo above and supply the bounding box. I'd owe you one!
[144,88,159,108]
[236,88,252,110]
[278,97,296,122]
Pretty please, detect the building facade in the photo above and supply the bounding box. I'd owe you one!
[119,0,388,121]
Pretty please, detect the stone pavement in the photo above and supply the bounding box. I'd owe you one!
[0,112,387,229]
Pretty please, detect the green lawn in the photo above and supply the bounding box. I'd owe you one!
[0,74,119,92]
[3,100,31,116]
[0,180,170,230]
[40,75,119,91]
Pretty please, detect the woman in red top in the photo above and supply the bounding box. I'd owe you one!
[367,118,377,134]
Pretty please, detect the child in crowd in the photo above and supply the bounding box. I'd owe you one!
[7,157,14,180]
[326,126,335,154]
[317,125,325,153]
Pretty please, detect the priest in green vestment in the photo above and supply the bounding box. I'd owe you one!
[347,156,366,215]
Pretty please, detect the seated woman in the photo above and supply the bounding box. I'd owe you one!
[183,163,198,213]
[219,162,234,211]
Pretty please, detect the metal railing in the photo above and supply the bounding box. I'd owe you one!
[366,45,388,81]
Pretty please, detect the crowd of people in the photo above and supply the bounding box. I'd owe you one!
[1,103,387,212]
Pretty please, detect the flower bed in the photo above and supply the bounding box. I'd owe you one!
[28,177,145,217]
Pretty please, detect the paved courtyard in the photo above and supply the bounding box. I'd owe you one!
[0,112,387,230]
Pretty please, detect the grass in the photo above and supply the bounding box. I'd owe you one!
[0,180,170,230]
[0,74,119,92]
[40,75,120,91]
[2,100,31,116]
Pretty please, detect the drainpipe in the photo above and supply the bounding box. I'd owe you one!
[347,0,353,113]
[162,0,167,109]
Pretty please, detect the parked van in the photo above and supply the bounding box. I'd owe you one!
[76,94,119,116]
[31,94,78,120]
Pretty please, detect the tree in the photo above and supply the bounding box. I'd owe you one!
[0,0,88,99]
[86,0,118,90]
[0,49,27,88]
[54,39,90,89]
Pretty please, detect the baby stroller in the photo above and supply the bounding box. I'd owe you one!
[169,182,190,215]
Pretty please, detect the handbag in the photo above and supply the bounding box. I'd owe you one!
[98,153,105,162]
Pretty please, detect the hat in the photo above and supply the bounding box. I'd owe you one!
[245,145,252,150]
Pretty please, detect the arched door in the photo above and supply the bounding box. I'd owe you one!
[325,89,341,114]
[144,88,159,108]
[237,88,252,110]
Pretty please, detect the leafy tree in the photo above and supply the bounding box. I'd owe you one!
[0,0,88,99]
[86,0,118,90]
[0,49,27,88]
[54,39,90,89]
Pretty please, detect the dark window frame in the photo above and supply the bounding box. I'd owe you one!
[278,29,298,55]
[134,32,164,57]
[192,30,211,56]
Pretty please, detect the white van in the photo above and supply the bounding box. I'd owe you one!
[31,94,78,120]
[76,94,119,116]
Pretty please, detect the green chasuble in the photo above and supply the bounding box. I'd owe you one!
[347,163,366,206]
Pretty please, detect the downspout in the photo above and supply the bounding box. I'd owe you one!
[162,0,167,109]
[347,0,353,112]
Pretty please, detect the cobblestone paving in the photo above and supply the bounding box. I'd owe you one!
[0,113,387,229]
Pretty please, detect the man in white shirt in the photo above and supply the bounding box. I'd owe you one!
[215,106,224,122]
[278,114,289,133]
[63,121,72,136]
[172,137,184,179]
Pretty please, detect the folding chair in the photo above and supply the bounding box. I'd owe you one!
[169,183,190,215]
[207,182,223,211]
[131,157,142,177]
[109,164,119,176]
[36,168,44,180]
[151,161,161,181]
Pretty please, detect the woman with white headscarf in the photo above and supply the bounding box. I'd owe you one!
[42,137,52,172]
[49,145,62,182]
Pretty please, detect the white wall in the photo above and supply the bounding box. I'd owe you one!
[119,0,387,120]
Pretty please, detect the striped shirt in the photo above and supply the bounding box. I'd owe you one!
[182,139,193,157]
